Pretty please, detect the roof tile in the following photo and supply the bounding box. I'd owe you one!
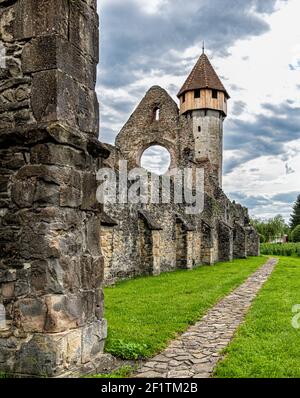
[177,53,229,98]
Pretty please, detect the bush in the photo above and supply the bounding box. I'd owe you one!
[260,234,266,243]
[292,226,300,242]
[106,339,148,360]
[260,242,300,257]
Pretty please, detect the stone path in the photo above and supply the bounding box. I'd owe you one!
[135,258,277,378]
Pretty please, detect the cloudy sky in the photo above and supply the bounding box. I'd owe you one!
[97,0,300,222]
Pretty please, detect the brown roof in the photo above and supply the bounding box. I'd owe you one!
[177,53,229,98]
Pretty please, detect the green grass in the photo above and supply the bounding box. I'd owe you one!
[86,366,134,379]
[104,256,266,360]
[261,242,300,257]
[214,256,300,378]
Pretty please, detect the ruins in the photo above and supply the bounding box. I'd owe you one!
[0,0,108,377]
[101,56,260,285]
[0,0,259,377]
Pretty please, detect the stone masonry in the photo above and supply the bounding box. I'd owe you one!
[0,0,260,377]
[101,85,260,285]
[0,0,109,377]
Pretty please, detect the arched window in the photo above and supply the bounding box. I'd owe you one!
[140,145,171,175]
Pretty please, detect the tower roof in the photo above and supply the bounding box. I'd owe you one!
[177,53,230,98]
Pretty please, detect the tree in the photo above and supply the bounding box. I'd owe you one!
[290,195,300,231]
[292,225,300,242]
[251,215,289,243]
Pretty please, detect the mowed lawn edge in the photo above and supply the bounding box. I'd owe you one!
[214,256,300,378]
[104,256,267,359]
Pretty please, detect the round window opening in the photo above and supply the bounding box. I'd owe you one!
[140,145,171,175]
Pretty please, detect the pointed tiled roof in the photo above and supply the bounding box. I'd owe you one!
[177,53,229,98]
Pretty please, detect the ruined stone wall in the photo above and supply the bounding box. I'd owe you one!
[0,0,109,377]
[246,227,260,256]
[101,86,259,285]
[102,202,191,284]
[101,176,255,284]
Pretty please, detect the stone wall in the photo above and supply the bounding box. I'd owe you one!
[101,86,260,285]
[0,0,109,377]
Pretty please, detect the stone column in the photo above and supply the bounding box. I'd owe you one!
[246,226,260,257]
[0,0,109,377]
[233,223,247,259]
[151,230,161,276]
[218,222,233,262]
[186,231,194,270]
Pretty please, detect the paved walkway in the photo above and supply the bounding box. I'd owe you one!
[135,258,277,378]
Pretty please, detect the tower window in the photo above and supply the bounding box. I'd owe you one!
[153,107,160,121]
[198,126,201,132]
[182,93,186,103]
[212,89,218,99]
[194,89,201,99]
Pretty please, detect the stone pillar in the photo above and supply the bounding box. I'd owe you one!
[233,223,247,259]
[201,222,213,265]
[246,226,260,257]
[186,231,194,270]
[218,222,233,262]
[0,0,109,377]
[151,230,161,276]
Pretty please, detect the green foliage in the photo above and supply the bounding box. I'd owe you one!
[104,257,266,359]
[261,242,300,257]
[214,257,300,378]
[87,366,134,379]
[292,225,300,243]
[107,340,148,360]
[290,194,300,231]
[251,215,289,243]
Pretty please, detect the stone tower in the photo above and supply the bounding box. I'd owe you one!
[177,52,230,186]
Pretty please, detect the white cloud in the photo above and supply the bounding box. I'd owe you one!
[98,0,300,220]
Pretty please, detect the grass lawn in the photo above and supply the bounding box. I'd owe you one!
[104,256,266,360]
[214,256,300,378]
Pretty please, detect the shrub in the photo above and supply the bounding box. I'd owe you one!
[292,226,300,242]
[106,339,148,360]
[260,234,266,243]
[260,242,300,257]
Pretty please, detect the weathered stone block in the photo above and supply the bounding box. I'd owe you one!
[20,224,60,260]
[81,255,103,290]
[86,215,101,256]
[81,320,107,364]
[69,0,99,62]
[81,171,98,210]
[11,178,36,208]
[14,297,47,333]
[44,294,84,333]
[13,0,69,41]
[15,332,67,377]
[31,69,99,135]
[22,35,96,89]
[31,143,90,169]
